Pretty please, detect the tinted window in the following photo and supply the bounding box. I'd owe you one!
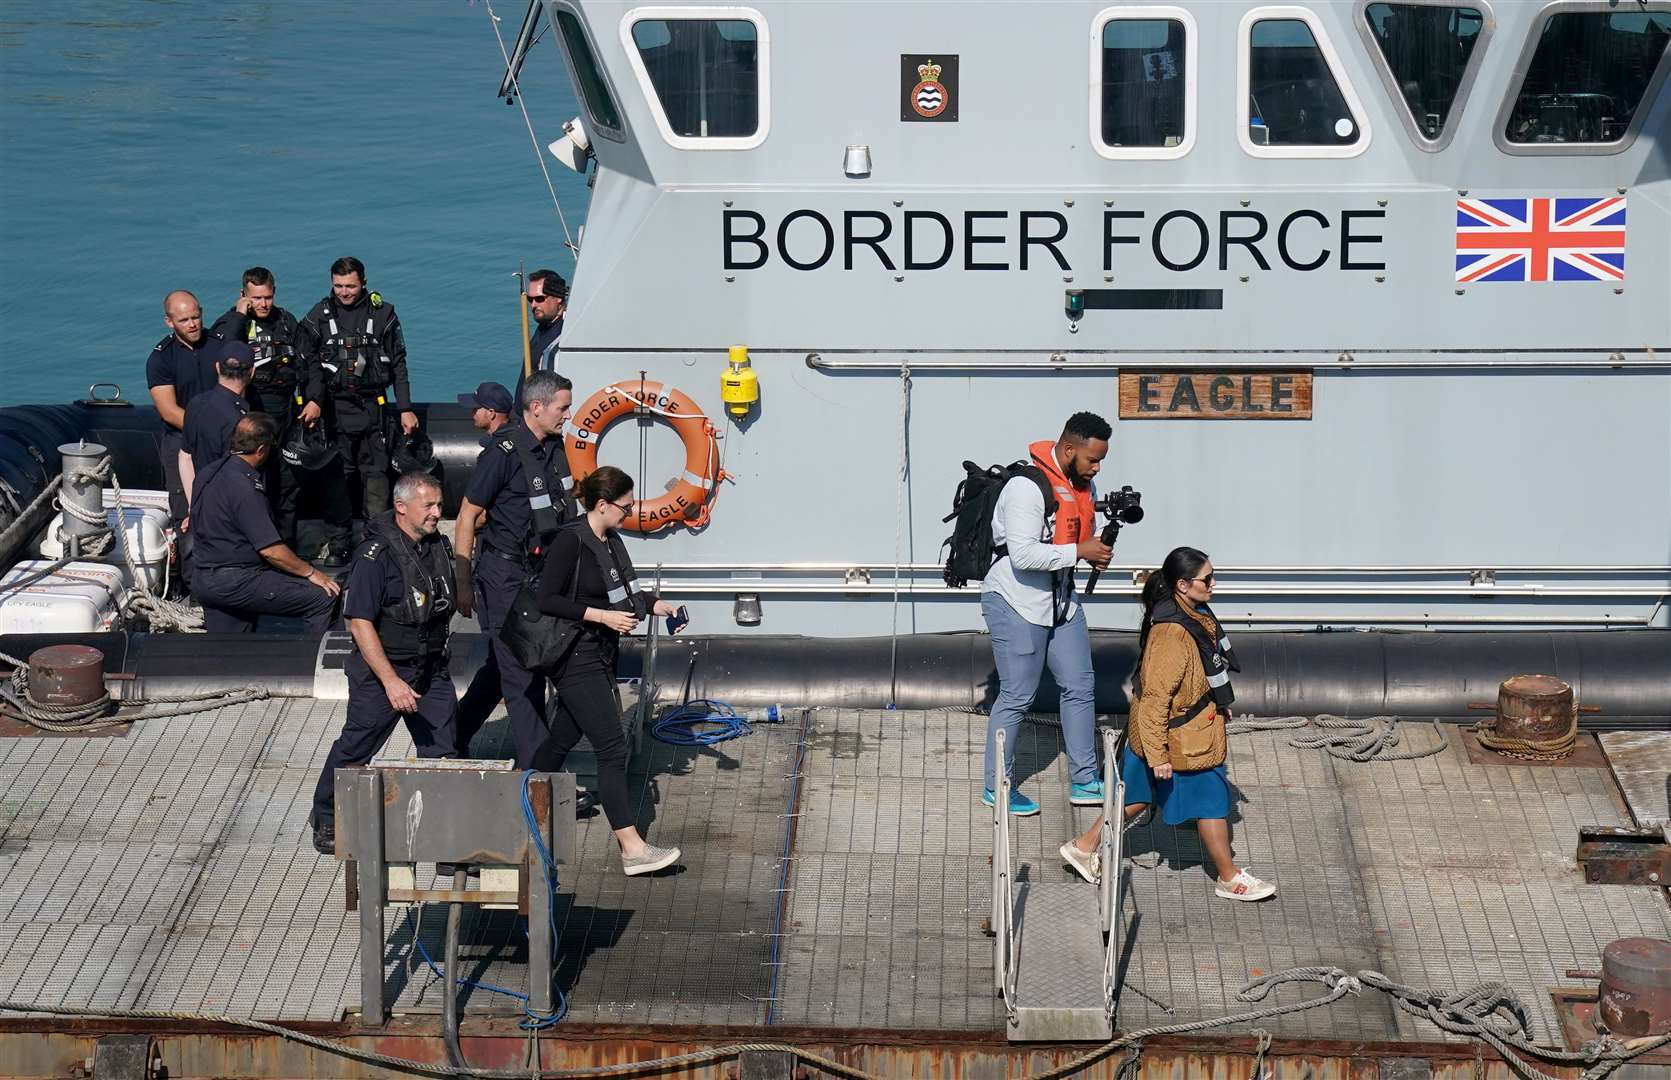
[1507,10,1671,143]
[556,11,622,133]
[1364,3,1484,140]
[1248,19,1360,145]
[631,18,759,138]
[1101,19,1188,148]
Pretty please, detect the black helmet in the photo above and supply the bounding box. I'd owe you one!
[281,425,338,471]
[391,429,437,476]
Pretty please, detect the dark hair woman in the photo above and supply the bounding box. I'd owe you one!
[1058,546,1275,901]
[532,465,684,876]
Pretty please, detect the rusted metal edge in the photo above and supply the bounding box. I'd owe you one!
[0,1014,1511,1060]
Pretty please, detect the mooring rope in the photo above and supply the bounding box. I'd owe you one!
[0,646,269,732]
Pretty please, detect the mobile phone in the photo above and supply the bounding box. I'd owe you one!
[665,605,690,635]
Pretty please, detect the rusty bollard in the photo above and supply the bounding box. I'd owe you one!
[1598,937,1671,1037]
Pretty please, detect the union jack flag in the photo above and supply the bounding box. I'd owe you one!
[1455,197,1626,283]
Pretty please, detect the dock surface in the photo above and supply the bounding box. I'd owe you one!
[1,699,1666,1047]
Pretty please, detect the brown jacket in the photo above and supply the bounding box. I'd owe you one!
[1128,607,1227,772]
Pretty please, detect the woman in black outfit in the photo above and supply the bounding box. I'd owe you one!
[533,466,684,876]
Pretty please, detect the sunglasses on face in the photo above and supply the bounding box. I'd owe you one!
[1190,573,1216,586]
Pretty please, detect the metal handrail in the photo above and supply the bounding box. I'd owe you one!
[630,580,1669,597]
[638,561,1671,575]
[806,351,1669,372]
[991,728,1017,1017]
[1099,728,1125,1019]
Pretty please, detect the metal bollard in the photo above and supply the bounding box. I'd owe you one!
[57,440,111,559]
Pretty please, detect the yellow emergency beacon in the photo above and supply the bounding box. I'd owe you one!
[721,344,759,418]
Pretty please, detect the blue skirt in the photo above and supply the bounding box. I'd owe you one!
[1119,743,1230,826]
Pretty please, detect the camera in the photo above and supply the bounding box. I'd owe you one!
[1098,486,1144,526]
[1084,485,1144,597]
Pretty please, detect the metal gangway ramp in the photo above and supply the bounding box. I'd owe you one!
[992,727,1124,1042]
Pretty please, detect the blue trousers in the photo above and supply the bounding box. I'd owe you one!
[981,592,1099,789]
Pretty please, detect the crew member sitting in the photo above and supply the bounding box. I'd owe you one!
[309,473,459,856]
[190,413,340,633]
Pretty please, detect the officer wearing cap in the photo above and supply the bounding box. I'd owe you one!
[513,270,566,407]
[178,342,253,507]
[307,472,458,856]
[452,370,575,766]
[296,256,416,565]
[190,413,341,633]
[210,267,319,548]
[458,381,514,443]
[146,290,225,521]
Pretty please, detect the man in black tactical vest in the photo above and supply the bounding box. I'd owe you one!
[308,472,459,856]
[452,370,575,768]
[210,266,321,548]
[296,256,418,566]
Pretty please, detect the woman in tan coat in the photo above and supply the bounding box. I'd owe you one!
[1059,546,1275,901]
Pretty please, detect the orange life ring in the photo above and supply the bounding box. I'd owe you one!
[564,380,720,533]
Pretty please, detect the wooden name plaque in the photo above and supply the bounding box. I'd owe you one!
[1118,372,1313,420]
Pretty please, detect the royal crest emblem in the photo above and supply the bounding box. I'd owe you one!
[912,60,946,118]
[900,54,958,123]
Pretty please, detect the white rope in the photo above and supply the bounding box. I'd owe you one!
[484,0,578,254]
[57,456,203,632]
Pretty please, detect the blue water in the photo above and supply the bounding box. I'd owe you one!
[0,0,589,405]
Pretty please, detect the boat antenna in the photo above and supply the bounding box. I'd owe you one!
[484,0,579,255]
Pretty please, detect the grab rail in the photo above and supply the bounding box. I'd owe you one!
[991,728,1017,1019]
[1099,727,1125,1020]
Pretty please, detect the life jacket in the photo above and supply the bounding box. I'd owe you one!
[495,426,572,556]
[1145,598,1239,729]
[317,297,393,398]
[358,511,456,661]
[1027,440,1097,544]
[242,314,301,394]
[570,522,646,618]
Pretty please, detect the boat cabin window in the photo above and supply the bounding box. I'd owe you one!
[1360,2,1487,147]
[1503,7,1671,147]
[1092,7,1198,159]
[1239,7,1372,157]
[554,9,624,137]
[624,8,770,150]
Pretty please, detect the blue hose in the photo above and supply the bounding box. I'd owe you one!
[652,698,767,745]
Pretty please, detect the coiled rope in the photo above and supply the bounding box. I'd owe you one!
[0,647,268,733]
[1474,712,1579,761]
[6,965,1665,1080]
[1229,714,1448,762]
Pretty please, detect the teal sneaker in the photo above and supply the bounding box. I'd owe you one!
[1069,780,1105,806]
[982,788,1041,816]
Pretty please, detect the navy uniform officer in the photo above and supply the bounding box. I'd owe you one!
[452,370,575,767]
[458,381,515,442]
[308,472,458,856]
[210,266,319,547]
[178,342,253,510]
[296,256,416,564]
[190,413,340,633]
[146,290,225,521]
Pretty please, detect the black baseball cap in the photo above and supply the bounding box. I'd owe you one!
[457,381,513,414]
[218,341,254,374]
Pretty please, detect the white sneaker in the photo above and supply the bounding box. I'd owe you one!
[1215,868,1276,901]
[1059,841,1101,884]
[623,844,681,876]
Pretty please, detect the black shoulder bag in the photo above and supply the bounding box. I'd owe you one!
[498,556,583,675]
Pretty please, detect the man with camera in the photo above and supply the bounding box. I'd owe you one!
[981,412,1115,817]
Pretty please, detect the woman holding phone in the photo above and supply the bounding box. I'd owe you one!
[1058,546,1275,902]
[532,465,684,876]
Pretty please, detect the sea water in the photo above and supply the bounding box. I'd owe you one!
[0,0,589,405]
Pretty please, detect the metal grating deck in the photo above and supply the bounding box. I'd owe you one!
[1,699,1666,1044]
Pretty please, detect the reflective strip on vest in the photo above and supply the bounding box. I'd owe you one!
[1219,635,1233,653]
[1207,667,1231,688]
[327,316,339,337]
[529,492,553,510]
[606,583,630,603]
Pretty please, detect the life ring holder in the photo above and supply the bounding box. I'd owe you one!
[564,380,721,533]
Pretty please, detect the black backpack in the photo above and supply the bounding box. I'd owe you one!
[941,461,1056,587]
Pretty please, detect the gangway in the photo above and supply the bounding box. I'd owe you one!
[992,727,1124,1041]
